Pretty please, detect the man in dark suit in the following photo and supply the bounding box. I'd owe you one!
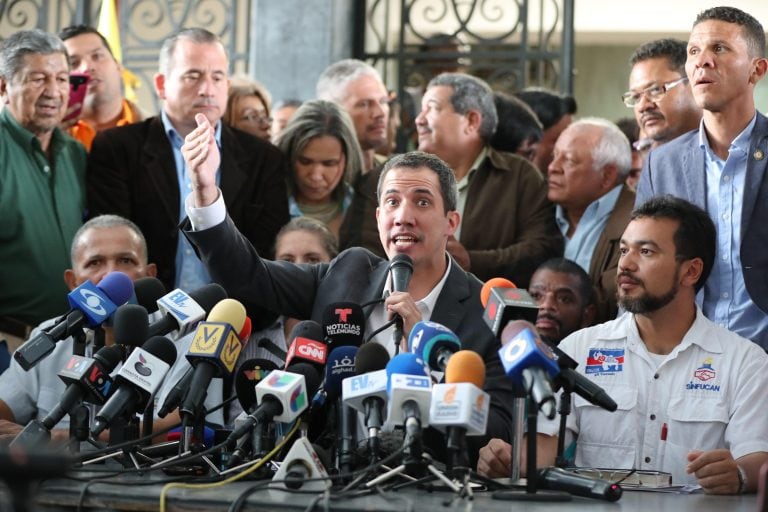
[636,6,768,349]
[87,28,289,293]
[180,120,514,465]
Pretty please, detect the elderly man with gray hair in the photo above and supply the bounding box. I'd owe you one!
[415,72,561,286]
[547,117,635,322]
[0,29,86,354]
[316,59,390,173]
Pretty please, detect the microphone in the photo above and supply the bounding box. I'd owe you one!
[227,358,280,467]
[385,353,431,456]
[324,345,358,474]
[408,320,461,372]
[228,363,321,444]
[480,278,538,338]
[112,304,150,348]
[146,283,227,339]
[284,320,328,372]
[498,322,559,419]
[389,254,413,346]
[429,351,489,471]
[238,315,252,343]
[14,272,134,370]
[180,299,248,419]
[91,336,177,437]
[132,277,166,314]
[342,343,390,458]
[272,437,331,491]
[10,345,124,449]
[506,321,617,412]
[321,302,365,348]
[538,467,623,502]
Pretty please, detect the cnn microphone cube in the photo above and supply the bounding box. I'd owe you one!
[429,383,489,436]
[385,374,432,427]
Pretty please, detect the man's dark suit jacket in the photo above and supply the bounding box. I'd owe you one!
[87,116,290,291]
[636,112,768,323]
[184,216,515,466]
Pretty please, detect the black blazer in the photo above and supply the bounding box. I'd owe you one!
[184,216,516,465]
[87,116,290,291]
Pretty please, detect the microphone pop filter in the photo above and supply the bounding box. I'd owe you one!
[97,271,134,306]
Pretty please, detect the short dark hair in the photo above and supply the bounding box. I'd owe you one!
[427,72,498,141]
[490,91,543,153]
[694,6,766,58]
[630,195,716,293]
[59,25,114,58]
[629,38,687,74]
[535,258,594,306]
[377,151,457,213]
[615,117,640,145]
[515,87,577,131]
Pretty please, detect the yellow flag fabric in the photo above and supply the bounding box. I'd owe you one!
[97,0,140,102]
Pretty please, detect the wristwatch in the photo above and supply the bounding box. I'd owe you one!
[736,464,748,494]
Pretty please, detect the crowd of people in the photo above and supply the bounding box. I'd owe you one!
[0,4,767,496]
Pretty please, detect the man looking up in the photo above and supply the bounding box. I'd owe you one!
[59,25,143,151]
[0,29,86,353]
[548,118,635,322]
[87,28,289,294]
[624,38,702,150]
[636,6,768,349]
[179,118,515,466]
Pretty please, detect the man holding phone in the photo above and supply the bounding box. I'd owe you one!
[59,25,143,151]
[0,29,86,355]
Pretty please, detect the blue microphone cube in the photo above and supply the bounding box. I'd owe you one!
[498,328,559,387]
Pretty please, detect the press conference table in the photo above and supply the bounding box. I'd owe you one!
[8,475,758,512]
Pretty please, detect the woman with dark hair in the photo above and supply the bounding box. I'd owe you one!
[275,100,364,237]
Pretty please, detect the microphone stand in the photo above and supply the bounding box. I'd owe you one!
[555,388,573,468]
[492,394,571,502]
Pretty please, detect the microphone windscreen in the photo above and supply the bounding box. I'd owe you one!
[445,350,486,388]
[142,336,177,366]
[480,277,516,307]
[355,343,390,375]
[207,298,247,332]
[188,283,228,314]
[288,320,324,345]
[234,358,279,411]
[97,271,134,305]
[133,277,166,313]
[385,353,428,395]
[501,319,537,346]
[93,345,124,371]
[324,346,357,399]
[321,302,365,347]
[112,304,149,347]
[238,316,252,342]
[285,363,322,397]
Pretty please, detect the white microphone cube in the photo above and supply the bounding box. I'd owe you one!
[429,383,489,436]
[255,371,307,423]
[118,347,171,396]
[385,374,432,428]
[342,369,388,414]
[272,436,330,491]
[156,288,206,337]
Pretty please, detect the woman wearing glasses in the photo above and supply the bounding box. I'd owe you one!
[223,76,273,142]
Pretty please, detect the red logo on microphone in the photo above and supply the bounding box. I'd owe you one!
[335,308,352,322]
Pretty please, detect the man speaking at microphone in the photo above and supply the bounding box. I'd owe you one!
[479,196,768,494]
[180,116,516,464]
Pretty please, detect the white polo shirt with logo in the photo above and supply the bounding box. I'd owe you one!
[538,308,768,485]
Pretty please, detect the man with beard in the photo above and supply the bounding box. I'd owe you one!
[478,196,768,494]
[529,258,595,345]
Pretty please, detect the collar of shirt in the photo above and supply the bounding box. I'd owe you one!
[0,107,67,157]
[555,184,623,239]
[161,109,222,150]
[697,113,756,162]
[623,307,724,358]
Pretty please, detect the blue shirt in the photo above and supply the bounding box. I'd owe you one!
[160,111,221,291]
[556,184,623,272]
[699,114,768,347]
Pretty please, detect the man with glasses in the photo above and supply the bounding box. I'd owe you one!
[636,6,768,351]
[623,39,701,150]
[87,28,289,293]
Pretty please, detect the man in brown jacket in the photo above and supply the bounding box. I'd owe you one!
[341,73,561,287]
[548,118,635,322]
